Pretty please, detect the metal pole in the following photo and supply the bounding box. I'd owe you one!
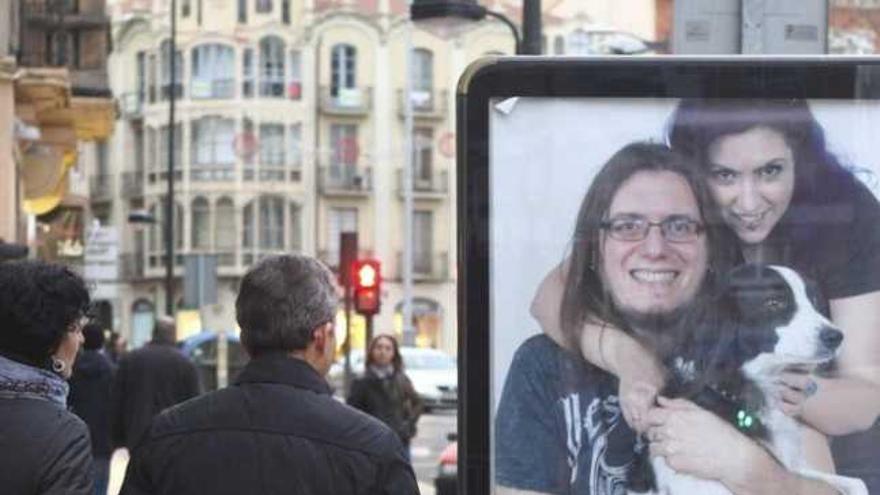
[521,0,542,55]
[165,0,177,316]
[402,3,415,346]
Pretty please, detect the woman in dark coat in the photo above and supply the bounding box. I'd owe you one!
[0,260,94,494]
[347,335,423,456]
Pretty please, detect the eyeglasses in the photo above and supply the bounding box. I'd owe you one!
[600,215,704,243]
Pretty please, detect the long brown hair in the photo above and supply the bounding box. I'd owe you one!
[365,334,404,374]
[559,142,740,351]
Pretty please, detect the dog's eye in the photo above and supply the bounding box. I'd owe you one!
[764,298,785,311]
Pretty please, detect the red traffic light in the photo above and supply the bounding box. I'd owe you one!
[352,259,381,315]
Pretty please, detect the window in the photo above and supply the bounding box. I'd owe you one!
[238,0,247,23]
[182,0,191,17]
[288,124,302,179]
[567,29,596,55]
[191,197,210,249]
[259,196,284,250]
[134,129,145,173]
[48,31,72,66]
[96,141,109,177]
[413,127,434,185]
[330,124,358,167]
[242,202,254,250]
[160,40,183,100]
[242,48,254,97]
[288,50,302,99]
[259,124,285,180]
[413,210,434,273]
[282,0,291,24]
[290,203,302,251]
[147,53,157,102]
[146,127,156,173]
[136,51,146,102]
[330,44,357,97]
[191,44,235,99]
[256,0,272,12]
[328,208,358,266]
[191,117,236,180]
[216,197,236,251]
[259,36,285,97]
[554,35,565,55]
[412,48,433,93]
[158,124,183,175]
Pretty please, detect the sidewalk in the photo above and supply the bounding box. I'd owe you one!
[108,449,436,495]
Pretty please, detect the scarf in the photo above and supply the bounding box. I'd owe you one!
[0,354,69,407]
[369,364,395,379]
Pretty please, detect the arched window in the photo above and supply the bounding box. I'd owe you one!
[191,197,210,249]
[330,44,356,97]
[191,44,235,98]
[259,36,286,97]
[216,197,236,251]
[259,196,285,250]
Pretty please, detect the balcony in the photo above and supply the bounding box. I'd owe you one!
[397,89,448,120]
[190,164,236,182]
[120,252,145,281]
[23,0,110,28]
[319,86,372,116]
[243,164,301,182]
[89,174,113,203]
[397,251,449,282]
[147,169,182,184]
[397,169,449,200]
[118,92,144,120]
[121,171,145,199]
[191,79,235,100]
[318,166,372,196]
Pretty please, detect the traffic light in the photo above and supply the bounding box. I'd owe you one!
[352,259,381,316]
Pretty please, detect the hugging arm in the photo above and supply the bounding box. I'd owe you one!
[646,398,844,495]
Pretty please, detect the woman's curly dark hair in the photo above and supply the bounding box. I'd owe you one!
[0,260,91,367]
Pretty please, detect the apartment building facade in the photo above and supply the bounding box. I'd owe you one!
[103,0,658,352]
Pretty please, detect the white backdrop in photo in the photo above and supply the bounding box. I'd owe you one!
[488,97,880,413]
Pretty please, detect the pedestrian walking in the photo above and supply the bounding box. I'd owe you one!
[110,317,200,450]
[120,254,420,494]
[69,322,116,495]
[348,334,424,459]
[0,260,94,494]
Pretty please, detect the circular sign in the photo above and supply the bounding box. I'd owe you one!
[438,131,455,158]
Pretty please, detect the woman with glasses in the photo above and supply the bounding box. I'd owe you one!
[535,99,880,491]
[0,260,94,494]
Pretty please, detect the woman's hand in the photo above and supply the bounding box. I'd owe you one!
[645,397,761,485]
[596,330,665,433]
[777,371,818,418]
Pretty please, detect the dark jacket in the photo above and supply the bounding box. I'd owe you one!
[110,341,200,449]
[68,349,115,457]
[120,353,420,495]
[348,369,424,444]
[0,394,93,494]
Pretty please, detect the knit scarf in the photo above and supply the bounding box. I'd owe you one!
[0,354,69,407]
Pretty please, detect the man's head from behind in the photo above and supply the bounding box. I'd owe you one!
[560,142,738,345]
[236,255,339,374]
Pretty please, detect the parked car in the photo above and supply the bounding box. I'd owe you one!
[434,433,458,495]
[179,330,249,391]
[328,346,458,410]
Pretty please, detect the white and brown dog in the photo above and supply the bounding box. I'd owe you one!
[627,264,845,495]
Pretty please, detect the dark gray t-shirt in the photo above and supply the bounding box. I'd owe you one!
[495,334,636,495]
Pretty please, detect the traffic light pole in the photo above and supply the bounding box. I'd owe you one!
[365,315,374,352]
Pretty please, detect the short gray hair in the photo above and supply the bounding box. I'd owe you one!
[236,254,339,356]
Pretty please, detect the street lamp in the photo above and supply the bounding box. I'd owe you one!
[411,0,541,55]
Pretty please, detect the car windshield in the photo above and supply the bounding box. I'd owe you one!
[403,352,455,370]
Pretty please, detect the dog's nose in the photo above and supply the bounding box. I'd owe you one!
[820,327,843,351]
